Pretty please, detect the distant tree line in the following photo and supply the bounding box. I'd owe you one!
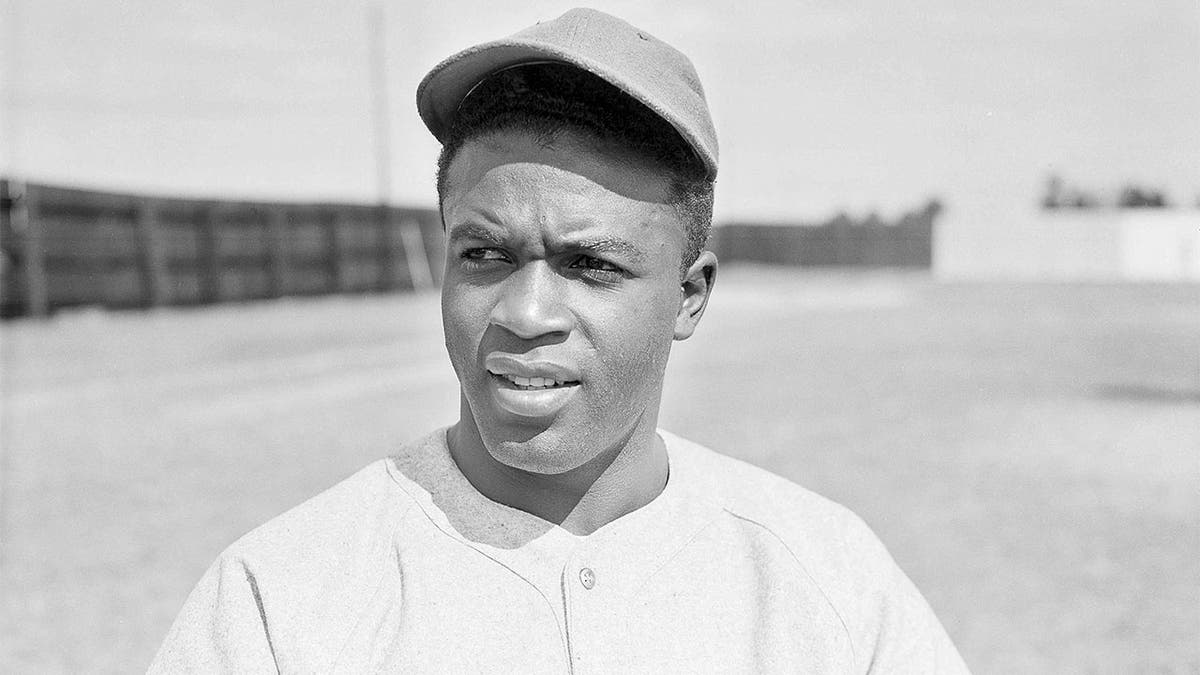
[1041,174,1196,210]
[820,198,944,230]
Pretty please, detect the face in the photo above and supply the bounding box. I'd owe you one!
[440,129,713,475]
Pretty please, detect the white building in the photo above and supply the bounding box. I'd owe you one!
[935,208,1200,281]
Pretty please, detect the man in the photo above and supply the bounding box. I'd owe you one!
[151,8,968,673]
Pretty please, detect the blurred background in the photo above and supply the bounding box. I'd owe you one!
[1,0,1198,672]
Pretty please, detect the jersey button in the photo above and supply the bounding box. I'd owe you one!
[579,567,596,589]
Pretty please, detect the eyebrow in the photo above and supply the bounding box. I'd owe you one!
[447,224,507,247]
[565,236,647,264]
[447,224,648,264]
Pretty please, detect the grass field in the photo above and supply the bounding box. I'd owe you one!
[2,266,1198,673]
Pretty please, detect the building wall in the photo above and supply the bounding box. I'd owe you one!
[934,208,1200,281]
[1118,212,1200,280]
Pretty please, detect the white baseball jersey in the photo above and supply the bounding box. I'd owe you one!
[151,429,969,673]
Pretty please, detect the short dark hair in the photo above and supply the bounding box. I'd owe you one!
[435,63,715,272]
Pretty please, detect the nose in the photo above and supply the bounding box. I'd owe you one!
[489,261,575,339]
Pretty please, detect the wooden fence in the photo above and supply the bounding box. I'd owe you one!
[711,203,938,268]
[1,181,444,318]
[0,181,938,318]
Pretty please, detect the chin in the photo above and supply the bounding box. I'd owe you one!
[483,429,594,476]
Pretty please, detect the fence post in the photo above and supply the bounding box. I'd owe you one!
[376,205,398,291]
[16,183,49,317]
[326,210,346,293]
[917,211,934,267]
[134,198,168,307]
[266,206,289,298]
[400,218,433,291]
[198,204,221,303]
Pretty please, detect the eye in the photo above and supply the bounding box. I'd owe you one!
[460,247,511,264]
[568,255,625,279]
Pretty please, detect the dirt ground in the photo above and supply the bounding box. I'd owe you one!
[2,267,1198,673]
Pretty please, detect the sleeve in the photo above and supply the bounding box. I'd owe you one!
[862,563,970,673]
[147,555,279,674]
[852,521,971,674]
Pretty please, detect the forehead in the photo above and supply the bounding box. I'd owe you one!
[442,129,683,246]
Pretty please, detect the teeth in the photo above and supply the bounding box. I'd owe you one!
[503,374,566,388]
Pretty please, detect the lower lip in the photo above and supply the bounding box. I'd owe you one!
[490,375,580,418]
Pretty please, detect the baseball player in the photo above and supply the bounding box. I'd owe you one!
[151,8,969,673]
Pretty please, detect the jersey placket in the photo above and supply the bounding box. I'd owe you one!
[561,541,610,675]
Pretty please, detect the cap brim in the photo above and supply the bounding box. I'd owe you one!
[416,38,717,179]
[418,40,559,143]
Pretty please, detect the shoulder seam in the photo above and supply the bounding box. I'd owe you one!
[721,507,859,669]
[326,498,417,670]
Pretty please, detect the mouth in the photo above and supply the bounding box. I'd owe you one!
[482,355,582,419]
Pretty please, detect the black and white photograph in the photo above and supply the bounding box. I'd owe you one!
[1,1,1197,672]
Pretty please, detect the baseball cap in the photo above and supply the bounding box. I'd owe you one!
[416,7,718,179]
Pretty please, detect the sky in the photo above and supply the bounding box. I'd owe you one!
[1,0,1198,222]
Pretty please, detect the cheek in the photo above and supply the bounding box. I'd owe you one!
[584,284,679,395]
[441,286,489,365]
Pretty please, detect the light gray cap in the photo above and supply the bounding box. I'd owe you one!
[416,7,718,179]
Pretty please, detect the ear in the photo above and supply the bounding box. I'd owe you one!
[674,250,718,341]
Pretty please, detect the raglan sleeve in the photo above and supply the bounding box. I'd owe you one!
[147,554,278,674]
[851,518,971,674]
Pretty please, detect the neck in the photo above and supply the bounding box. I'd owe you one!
[447,411,669,536]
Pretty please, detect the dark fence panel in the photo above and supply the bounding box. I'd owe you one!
[711,204,938,268]
[0,180,443,318]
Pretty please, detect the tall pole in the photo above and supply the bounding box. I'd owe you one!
[1,0,21,180]
[366,4,431,290]
[367,2,392,207]
[0,0,22,567]
[0,0,22,566]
